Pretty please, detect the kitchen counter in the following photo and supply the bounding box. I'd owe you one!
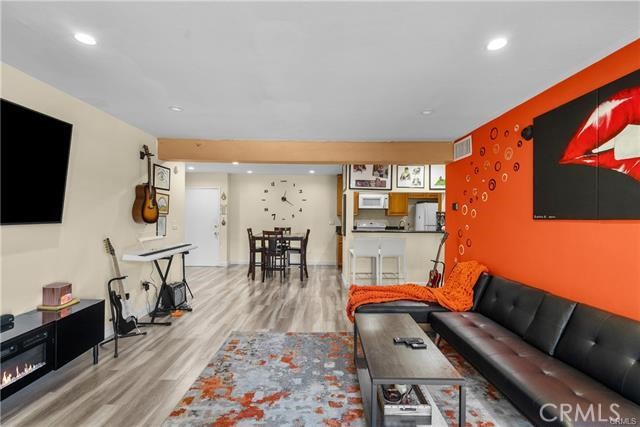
[345,231,446,284]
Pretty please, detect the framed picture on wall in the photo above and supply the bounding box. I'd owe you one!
[349,164,392,190]
[156,215,167,237]
[156,193,170,215]
[397,165,425,188]
[153,164,171,191]
[429,165,446,190]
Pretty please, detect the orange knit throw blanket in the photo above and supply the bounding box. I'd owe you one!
[346,260,488,322]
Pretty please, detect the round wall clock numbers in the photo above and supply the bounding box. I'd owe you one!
[261,179,308,221]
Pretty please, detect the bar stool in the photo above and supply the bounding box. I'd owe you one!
[378,239,407,284]
[349,239,380,285]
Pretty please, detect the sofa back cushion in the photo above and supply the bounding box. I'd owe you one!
[555,305,640,405]
[471,273,491,310]
[475,276,545,336]
[523,294,576,355]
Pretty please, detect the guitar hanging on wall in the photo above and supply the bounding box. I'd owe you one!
[427,231,449,287]
[131,145,159,224]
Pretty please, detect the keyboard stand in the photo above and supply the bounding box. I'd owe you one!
[121,242,197,326]
[182,252,194,299]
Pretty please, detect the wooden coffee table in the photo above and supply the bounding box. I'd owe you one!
[354,313,465,426]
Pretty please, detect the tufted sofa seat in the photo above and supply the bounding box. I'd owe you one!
[431,276,640,427]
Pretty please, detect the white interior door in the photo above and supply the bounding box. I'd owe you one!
[185,188,220,266]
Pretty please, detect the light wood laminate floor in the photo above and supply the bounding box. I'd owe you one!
[1,265,350,427]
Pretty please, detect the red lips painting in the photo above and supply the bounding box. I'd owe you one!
[533,69,640,220]
[560,86,640,181]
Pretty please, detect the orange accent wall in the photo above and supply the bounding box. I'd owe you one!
[445,39,640,321]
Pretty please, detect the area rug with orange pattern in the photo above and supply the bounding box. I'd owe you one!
[162,331,531,427]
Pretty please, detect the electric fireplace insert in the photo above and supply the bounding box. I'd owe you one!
[1,325,54,399]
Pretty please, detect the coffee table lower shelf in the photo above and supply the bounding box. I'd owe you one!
[355,357,449,427]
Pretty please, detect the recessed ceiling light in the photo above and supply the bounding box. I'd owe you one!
[421,110,433,115]
[232,161,239,165]
[247,170,253,174]
[309,170,316,174]
[187,166,195,171]
[74,32,96,46]
[169,105,183,112]
[486,37,508,51]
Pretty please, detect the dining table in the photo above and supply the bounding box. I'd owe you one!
[253,232,307,280]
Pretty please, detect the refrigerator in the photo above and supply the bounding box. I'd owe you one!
[414,201,438,232]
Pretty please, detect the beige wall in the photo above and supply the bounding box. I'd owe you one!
[0,64,185,322]
[185,172,229,265]
[228,174,338,265]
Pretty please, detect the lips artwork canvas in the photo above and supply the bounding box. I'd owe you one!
[533,69,640,220]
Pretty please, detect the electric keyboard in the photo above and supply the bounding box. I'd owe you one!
[122,242,197,262]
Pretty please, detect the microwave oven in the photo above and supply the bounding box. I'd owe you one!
[358,193,388,209]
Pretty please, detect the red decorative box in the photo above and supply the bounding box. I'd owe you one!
[42,282,73,307]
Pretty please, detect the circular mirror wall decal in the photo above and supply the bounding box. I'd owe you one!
[504,147,514,160]
[488,179,497,191]
[480,146,486,156]
[490,127,498,140]
[494,161,502,171]
[501,173,509,182]
[481,192,488,202]
[493,143,500,154]
[513,162,520,172]
[483,160,491,170]
[461,204,469,215]
[504,130,509,137]
[514,124,520,131]
[470,209,477,218]
[466,238,472,247]
[458,244,465,255]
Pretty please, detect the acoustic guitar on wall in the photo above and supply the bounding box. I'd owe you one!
[132,145,159,224]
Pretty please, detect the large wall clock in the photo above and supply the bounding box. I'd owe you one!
[261,179,307,221]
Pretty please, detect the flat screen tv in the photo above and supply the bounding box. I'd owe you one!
[1,99,73,225]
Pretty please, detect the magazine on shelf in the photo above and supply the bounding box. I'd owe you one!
[377,385,432,426]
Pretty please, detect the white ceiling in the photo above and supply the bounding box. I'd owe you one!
[186,163,341,175]
[2,2,638,141]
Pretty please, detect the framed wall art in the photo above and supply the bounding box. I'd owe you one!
[397,165,425,188]
[533,69,640,219]
[153,164,171,191]
[156,215,167,237]
[429,165,446,190]
[156,192,170,215]
[349,164,392,190]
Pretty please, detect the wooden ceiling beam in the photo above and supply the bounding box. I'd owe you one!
[157,139,453,164]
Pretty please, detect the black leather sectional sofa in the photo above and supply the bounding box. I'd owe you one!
[356,274,640,426]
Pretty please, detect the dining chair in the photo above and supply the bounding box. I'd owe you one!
[261,230,287,282]
[288,229,310,279]
[247,228,264,281]
[274,227,292,264]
